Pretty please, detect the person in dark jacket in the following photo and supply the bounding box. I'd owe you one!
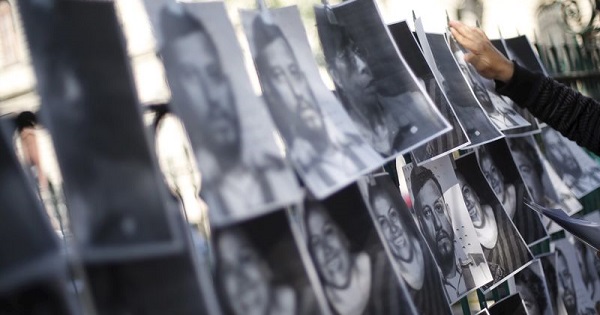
[449,20,600,157]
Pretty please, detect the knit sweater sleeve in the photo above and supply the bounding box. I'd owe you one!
[496,62,600,156]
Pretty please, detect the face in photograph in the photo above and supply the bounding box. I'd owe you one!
[252,15,327,150]
[456,173,498,249]
[410,166,455,275]
[556,249,578,315]
[370,191,414,263]
[477,146,519,218]
[216,229,273,315]
[304,202,372,315]
[515,268,547,315]
[305,205,353,289]
[544,131,582,178]
[161,8,240,161]
[508,139,545,204]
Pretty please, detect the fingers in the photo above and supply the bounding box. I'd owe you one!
[450,27,479,52]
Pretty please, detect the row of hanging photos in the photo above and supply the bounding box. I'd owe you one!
[4,0,600,314]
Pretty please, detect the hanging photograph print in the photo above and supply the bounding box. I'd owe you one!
[446,34,530,131]
[552,238,597,315]
[314,0,450,160]
[21,0,182,261]
[241,6,384,199]
[574,211,600,307]
[476,140,548,246]
[540,127,600,199]
[539,252,560,315]
[403,156,493,302]
[455,153,533,292]
[510,259,554,315]
[212,211,329,315]
[153,2,303,226]
[359,175,452,315]
[300,185,418,315]
[388,21,471,165]
[490,38,541,136]
[414,20,503,147]
[506,136,582,234]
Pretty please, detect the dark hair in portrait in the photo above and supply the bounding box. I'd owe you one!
[515,268,548,314]
[507,139,544,179]
[479,142,521,185]
[410,165,444,203]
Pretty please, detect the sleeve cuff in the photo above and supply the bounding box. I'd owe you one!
[495,61,544,109]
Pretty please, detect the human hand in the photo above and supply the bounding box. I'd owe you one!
[448,20,514,83]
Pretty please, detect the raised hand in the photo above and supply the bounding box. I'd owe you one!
[449,20,514,83]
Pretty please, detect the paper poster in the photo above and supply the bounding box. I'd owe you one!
[359,175,452,314]
[552,238,597,315]
[212,210,329,315]
[415,20,504,148]
[300,185,418,315]
[510,259,554,315]
[476,139,549,246]
[455,153,533,291]
[490,38,541,136]
[241,6,384,199]
[447,34,530,131]
[18,0,182,262]
[403,156,493,302]
[506,136,582,234]
[541,127,600,199]
[388,21,471,165]
[315,0,450,160]
[151,2,303,226]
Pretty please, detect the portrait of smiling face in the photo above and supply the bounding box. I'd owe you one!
[372,194,412,262]
[305,205,352,289]
[216,229,272,315]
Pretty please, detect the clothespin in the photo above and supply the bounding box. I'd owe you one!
[516,27,521,36]
[322,0,339,25]
[445,10,450,26]
[412,10,417,23]
[475,19,481,29]
[497,26,503,39]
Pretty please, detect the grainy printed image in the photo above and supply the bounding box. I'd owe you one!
[476,140,548,246]
[455,153,533,291]
[154,2,303,226]
[315,0,450,160]
[359,175,452,315]
[404,156,493,302]
[301,185,418,315]
[388,21,470,165]
[241,6,384,199]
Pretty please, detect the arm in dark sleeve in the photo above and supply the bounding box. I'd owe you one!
[496,62,600,156]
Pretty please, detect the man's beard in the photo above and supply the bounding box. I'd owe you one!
[205,96,242,161]
[432,230,454,275]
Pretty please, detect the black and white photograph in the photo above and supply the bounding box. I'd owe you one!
[476,140,548,246]
[506,136,582,234]
[541,127,600,199]
[213,210,329,315]
[490,38,541,136]
[315,0,450,160]
[388,21,471,165]
[22,0,182,261]
[571,213,600,309]
[301,185,418,315]
[403,156,494,302]
[539,252,560,315]
[241,6,384,199]
[447,34,530,132]
[359,175,452,315]
[154,2,303,226]
[552,239,597,315]
[414,20,504,147]
[455,153,533,291]
[511,259,554,315]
